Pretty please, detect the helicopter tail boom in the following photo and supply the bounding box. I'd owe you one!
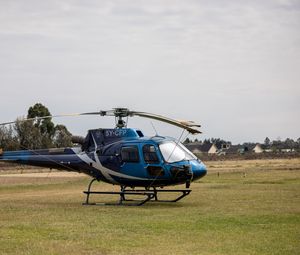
[0,148,79,171]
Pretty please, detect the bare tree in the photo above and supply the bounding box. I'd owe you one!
[0,126,19,150]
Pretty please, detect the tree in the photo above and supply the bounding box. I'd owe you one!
[14,119,43,150]
[53,125,73,147]
[264,137,270,146]
[1,103,73,151]
[203,139,210,144]
[183,138,191,144]
[0,126,19,150]
[271,138,282,152]
[297,138,300,151]
[284,138,296,150]
[210,138,231,148]
[27,103,55,148]
[27,103,55,137]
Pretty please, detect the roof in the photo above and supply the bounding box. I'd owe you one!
[185,143,214,153]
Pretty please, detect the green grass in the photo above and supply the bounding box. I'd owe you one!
[0,159,299,255]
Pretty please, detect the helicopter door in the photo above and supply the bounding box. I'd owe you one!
[142,144,165,177]
[119,146,144,177]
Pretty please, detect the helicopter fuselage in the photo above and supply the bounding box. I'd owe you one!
[0,128,207,188]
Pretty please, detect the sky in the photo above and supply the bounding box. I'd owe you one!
[0,0,299,144]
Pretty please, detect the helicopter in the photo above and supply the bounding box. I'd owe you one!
[0,108,207,206]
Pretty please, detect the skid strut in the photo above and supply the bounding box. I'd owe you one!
[83,178,192,206]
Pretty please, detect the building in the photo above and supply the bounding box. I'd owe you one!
[242,143,264,153]
[253,144,264,153]
[185,142,218,154]
[224,145,244,154]
[186,142,272,155]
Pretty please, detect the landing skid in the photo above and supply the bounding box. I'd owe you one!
[82,178,192,206]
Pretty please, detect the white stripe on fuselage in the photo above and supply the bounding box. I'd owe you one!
[77,152,118,184]
[73,147,150,184]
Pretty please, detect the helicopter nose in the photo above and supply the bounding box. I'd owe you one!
[192,161,207,181]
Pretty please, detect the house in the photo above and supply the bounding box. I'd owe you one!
[221,143,264,154]
[224,145,244,154]
[242,143,263,153]
[253,144,264,153]
[273,143,296,153]
[186,142,270,155]
[281,148,295,153]
[185,142,218,154]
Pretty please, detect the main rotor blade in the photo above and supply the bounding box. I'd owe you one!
[0,113,90,126]
[129,111,202,134]
[80,110,115,116]
[0,110,119,126]
[0,108,202,134]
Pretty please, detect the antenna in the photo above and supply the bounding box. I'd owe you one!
[150,121,159,136]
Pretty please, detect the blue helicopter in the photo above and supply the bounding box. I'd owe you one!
[0,108,207,206]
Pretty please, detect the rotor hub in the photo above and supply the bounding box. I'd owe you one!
[113,108,130,128]
[114,108,130,117]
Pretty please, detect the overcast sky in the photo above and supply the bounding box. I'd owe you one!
[0,0,299,144]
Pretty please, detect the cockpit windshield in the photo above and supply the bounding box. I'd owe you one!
[159,141,197,163]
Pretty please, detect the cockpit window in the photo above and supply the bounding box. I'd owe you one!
[143,144,160,164]
[179,143,198,160]
[159,142,197,163]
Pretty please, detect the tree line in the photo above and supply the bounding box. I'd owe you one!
[1,103,299,152]
[184,137,300,152]
[0,103,73,151]
[184,138,232,148]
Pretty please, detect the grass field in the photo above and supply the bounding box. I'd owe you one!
[0,158,299,255]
